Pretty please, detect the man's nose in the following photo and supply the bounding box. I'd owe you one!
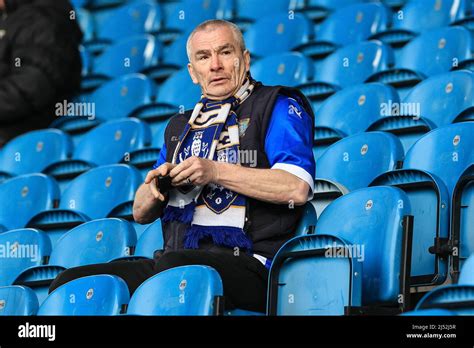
[210,53,223,71]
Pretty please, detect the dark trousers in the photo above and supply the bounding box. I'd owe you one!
[48,246,269,313]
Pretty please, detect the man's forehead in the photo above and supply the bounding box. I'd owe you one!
[190,26,237,52]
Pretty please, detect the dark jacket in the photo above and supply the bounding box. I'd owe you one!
[0,0,83,145]
[161,83,315,259]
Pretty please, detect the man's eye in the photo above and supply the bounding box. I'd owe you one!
[199,56,208,60]
[222,51,231,55]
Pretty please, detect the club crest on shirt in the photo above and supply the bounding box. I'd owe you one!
[238,118,250,137]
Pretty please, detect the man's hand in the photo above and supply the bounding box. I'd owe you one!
[170,156,219,186]
[144,163,176,201]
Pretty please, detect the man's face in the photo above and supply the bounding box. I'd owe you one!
[187,25,250,100]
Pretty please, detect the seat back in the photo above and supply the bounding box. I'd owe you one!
[315,186,411,305]
[393,0,471,32]
[268,234,362,315]
[161,0,220,32]
[0,286,39,316]
[251,52,315,87]
[402,70,474,127]
[49,218,136,268]
[95,0,161,41]
[0,174,59,230]
[73,118,151,165]
[459,254,474,285]
[398,26,472,77]
[127,265,223,315]
[316,82,399,138]
[317,132,404,191]
[91,73,156,121]
[244,12,314,58]
[317,3,390,46]
[93,35,161,77]
[134,219,164,258]
[155,67,202,109]
[235,0,290,22]
[403,123,474,197]
[59,164,142,220]
[415,285,474,315]
[38,275,129,315]
[0,229,51,286]
[316,41,394,88]
[0,130,72,176]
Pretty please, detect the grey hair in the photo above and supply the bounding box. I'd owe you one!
[186,19,246,61]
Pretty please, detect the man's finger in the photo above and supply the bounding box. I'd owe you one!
[149,178,161,199]
[171,166,195,185]
[169,158,193,178]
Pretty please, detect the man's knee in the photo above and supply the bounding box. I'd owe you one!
[154,250,197,273]
[48,268,81,294]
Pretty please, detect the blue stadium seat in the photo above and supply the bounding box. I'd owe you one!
[0,174,59,231]
[95,1,161,41]
[83,35,161,91]
[371,170,450,287]
[51,74,156,142]
[127,126,167,179]
[126,265,223,315]
[159,0,221,42]
[0,286,39,316]
[132,67,201,135]
[233,0,291,30]
[0,229,51,287]
[43,118,151,192]
[314,132,403,216]
[251,52,314,87]
[268,234,362,315]
[452,166,474,270]
[368,70,474,153]
[88,0,126,11]
[371,123,474,287]
[459,254,474,285]
[149,31,190,82]
[0,129,73,182]
[314,83,400,159]
[368,26,472,98]
[294,202,318,236]
[402,123,474,197]
[244,12,314,58]
[38,275,130,315]
[415,285,474,315]
[299,3,391,58]
[15,218,137,305]
[372,0,472,46]
[26,164,142,247]
[79,45,92,77]
[298,40,394,111]
[133,219,163,257]
[268,186,412,315]
[302,0,363,22]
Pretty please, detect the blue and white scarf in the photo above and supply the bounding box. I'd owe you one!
[162,77,255,251]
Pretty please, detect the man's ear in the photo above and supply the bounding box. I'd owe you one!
[244,50,251,72]
[187,63,199,84]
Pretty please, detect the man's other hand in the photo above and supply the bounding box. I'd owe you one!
[144,163,176,201]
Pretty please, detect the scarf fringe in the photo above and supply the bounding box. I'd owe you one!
[184,224,253,251]
[162,202,196,224]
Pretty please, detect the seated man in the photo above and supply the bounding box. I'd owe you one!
[49,19,315,313]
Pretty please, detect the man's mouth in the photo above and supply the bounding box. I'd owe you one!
[210,77,228,84]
